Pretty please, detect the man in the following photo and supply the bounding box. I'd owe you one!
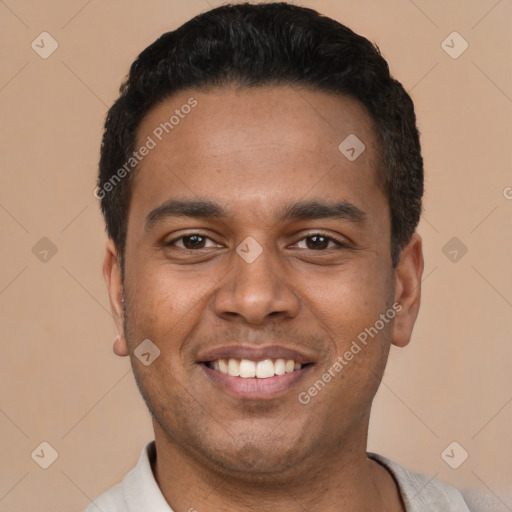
[89,2,470,511]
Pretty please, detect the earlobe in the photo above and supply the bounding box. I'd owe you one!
[391,233,424,348]
[103,239,129,357]
[113,332,129,357]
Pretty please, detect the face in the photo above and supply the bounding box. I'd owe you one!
[104,85,423,478]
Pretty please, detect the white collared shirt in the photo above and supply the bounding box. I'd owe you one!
[85,441,470,511]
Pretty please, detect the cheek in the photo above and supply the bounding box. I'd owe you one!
[297,259,391,341]
[123,261,217,355]
[304,268,394,409]
[125,229,196,305]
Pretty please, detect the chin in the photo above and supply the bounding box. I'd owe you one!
[192,425,314,481]
[209,445,306,481]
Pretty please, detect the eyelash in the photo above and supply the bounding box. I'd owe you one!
[166,232,349,251]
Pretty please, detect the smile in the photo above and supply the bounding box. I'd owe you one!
[198,345,316,398]
[206,358,306,378]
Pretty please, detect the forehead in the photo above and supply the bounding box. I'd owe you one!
[130,85,383,224]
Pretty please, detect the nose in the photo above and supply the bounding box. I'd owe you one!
[213,244,300,325]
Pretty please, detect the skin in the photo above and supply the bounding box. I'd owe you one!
[104,85,423,512]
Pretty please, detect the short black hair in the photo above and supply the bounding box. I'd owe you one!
[97,1,423,269]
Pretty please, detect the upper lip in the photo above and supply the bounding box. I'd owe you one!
[197,345,316,365]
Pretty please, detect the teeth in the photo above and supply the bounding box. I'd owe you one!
[219,359,228,374]
[209,358,304,378]
[239,359,256,378]
[256,359,274,379]
[274,358,286,375]
[228,358,240,377]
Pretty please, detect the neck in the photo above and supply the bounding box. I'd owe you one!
[151,416,404,512]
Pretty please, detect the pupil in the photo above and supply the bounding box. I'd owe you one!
[307,236,328,250]
[185,235,204,249]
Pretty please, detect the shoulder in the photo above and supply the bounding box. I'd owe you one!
[368,453,471,512]
[82,442,148,512]
[83,441,173,512]
[84,482,126,512]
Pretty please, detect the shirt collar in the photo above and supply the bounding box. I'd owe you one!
[123,441,174,512]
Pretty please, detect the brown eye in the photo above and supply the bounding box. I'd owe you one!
[305,235,330,250]
[182,235,206,249]
[295,234,342,250]
[168,234,217,250]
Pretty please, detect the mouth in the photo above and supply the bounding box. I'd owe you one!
[197,346,316,399]
[205,358,310,378]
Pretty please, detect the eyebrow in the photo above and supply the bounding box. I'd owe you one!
[145,198,366,231]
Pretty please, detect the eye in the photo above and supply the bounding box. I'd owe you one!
[294,233,345,250]
[165,232,348,252]
[167,233,219,250]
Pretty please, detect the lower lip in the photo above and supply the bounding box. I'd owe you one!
[200,364,312,399]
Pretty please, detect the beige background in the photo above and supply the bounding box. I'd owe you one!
[1,0,511,510]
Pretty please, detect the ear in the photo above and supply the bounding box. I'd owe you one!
[103,239,129,356]
[392,233,424,348]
